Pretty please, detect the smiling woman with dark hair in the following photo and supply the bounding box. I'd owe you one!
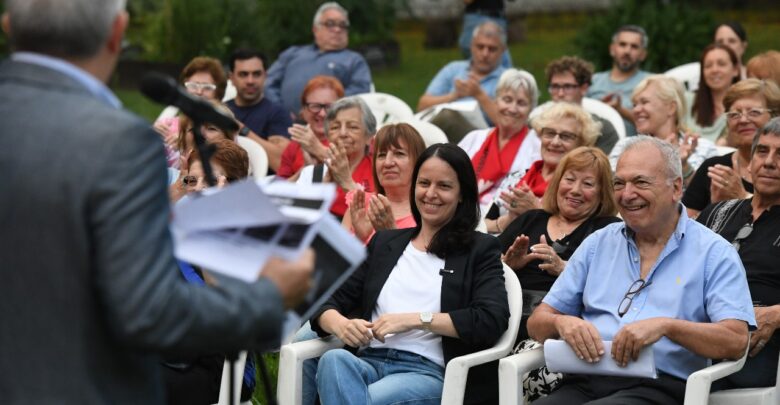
[308,143,509,404]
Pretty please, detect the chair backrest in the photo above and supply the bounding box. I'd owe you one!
[403,119,449,147]
[215,351,247,405]
[581,97,627,140]
[236,136,269,179]
[716,145,737,156]
[356,92,415,125]
[498,263,523,354]
[224,80,237,102]
[665,62,701,92]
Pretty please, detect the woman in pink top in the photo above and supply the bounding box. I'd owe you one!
[342,123,427,243]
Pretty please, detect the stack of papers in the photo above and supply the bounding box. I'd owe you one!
[543,339,657,378]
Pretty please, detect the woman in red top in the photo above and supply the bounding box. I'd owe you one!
[277,76,345,179]
[484,102,601,234]
[296,96,377,218]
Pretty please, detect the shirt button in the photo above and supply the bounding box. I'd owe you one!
[633,258,638,262]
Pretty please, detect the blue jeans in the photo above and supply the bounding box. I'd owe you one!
[459,13,512,68]
[316,347,445,405]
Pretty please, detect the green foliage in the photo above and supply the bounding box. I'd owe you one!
[575,0,715,73]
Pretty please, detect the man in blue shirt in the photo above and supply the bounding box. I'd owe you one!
[264,2,372,117]
[417,20,507,126]
[226,48,292,173]
[527,136,755,404]
[586,25,652,137]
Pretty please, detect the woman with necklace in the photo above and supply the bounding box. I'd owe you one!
[684,78,780,218]
[308,143,509,404]
[498,147,619,341]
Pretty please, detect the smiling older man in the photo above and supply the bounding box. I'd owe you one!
[527,136,755,404]
[264,2,372,117]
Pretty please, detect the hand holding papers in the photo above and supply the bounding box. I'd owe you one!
[544,339,657,378]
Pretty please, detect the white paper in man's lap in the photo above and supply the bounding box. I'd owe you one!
[544,339,657,379]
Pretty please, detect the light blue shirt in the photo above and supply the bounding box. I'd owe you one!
[425,60,505,126]
[12,52,121,109]
[587,69,651,137]
[543,206,756,380]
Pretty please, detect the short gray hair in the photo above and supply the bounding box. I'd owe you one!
[612,24,649,49]
[325,96,377,138]
[313,2,348,27]
[752,116,780,155]
[620,135,682,182]
[4,0,126,58]
[496,68,539,109]
[472,20,507,48]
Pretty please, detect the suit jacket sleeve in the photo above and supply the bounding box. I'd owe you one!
[90,121,285,353]
[448,234,509,348]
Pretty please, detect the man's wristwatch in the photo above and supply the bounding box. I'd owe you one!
[420,312,433,331]
[238,126,250,137]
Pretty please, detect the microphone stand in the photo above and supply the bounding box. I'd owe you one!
[190,120,217,187]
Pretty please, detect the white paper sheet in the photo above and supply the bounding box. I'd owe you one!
[544,339,657,379]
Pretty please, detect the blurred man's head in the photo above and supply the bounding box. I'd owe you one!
[546,56,594,104]
[470,21,506,75]
[312,2,349,52]
[228,49,267,106]
[609,25,648,74]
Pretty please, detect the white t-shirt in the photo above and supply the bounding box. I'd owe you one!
[369,242,445,366]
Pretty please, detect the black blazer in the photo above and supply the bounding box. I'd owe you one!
[312,228,509,404]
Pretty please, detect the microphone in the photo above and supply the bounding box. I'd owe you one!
[139,73,238,132]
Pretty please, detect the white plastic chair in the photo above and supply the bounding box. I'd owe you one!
[499,338,750,405]
[665,62,701,93]
[277,263,522,405]
[403,118,449,147]
[235,136,269,180]
[214,351,251,405]
[582,97,627,140]
[356,92,415,125]
[716,145,737,156]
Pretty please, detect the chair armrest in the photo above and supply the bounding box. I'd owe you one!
[440,344,517,404]
[684,343,749,405]
[498,347,545,405]
[277,336,343,405]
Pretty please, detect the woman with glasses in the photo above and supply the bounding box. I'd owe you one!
[609,75,718,185]
[685,44,741,142]
[343,123,426,243]
[683,79,780,217]
[277,76,345,179]
[457,68,541,209]
[153,57,228,169]
[484,102,601,235]
[296,96,377,219]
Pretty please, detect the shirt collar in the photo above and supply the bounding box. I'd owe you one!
[12,52,122,109]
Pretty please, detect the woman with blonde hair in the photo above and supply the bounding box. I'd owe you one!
[484,102,601,234]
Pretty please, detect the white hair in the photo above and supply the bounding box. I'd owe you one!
[496,68,539,109]
[620,135,682,182]
[472,20,507,48]
[312,2,348,27]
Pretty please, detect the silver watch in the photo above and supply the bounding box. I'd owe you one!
[420,312,433,330]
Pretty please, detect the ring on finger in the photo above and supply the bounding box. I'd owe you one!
[510,200,518,208]
[757,340,766,348]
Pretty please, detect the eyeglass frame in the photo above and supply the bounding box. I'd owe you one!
[319,19,350,31]
[548,83,581,93]
[725,108,774,122]
[539,127,579,144]
[731,222,753,252]
[618,278,653,317]
[304,102,331,114]
[184,81,217,92]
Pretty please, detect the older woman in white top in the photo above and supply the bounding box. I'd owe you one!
[458,68,541,208]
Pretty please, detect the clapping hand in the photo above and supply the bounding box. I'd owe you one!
[531,235,566,276]
[325,142,356,190]
[368,194,396,231]
[502,234,532,271]
[499,183,539,218]
[708,164,748,201]
[348,190,374,242]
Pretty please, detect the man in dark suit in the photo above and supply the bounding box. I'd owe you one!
[0,0,313,403]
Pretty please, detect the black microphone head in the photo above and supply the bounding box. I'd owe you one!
[139,73,179,105]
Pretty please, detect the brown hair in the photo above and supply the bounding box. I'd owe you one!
[177,101,237,153]
[723,78,780,114]
[179,56,228,101]
[746,51,780,87]
[188,139,249,183]
[300,76,345,110]
[545,56,594,86]
[541,146,617,218]
[371,123,426,195]
[692,44,740,127]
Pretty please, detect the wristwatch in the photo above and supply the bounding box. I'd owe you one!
[420,312,433,331]
[238,126,250,137]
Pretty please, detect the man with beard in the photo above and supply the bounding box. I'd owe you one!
[587,25,651,136]
[226,48,292,173]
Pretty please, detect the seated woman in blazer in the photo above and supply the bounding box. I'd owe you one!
[310,143,510,405]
